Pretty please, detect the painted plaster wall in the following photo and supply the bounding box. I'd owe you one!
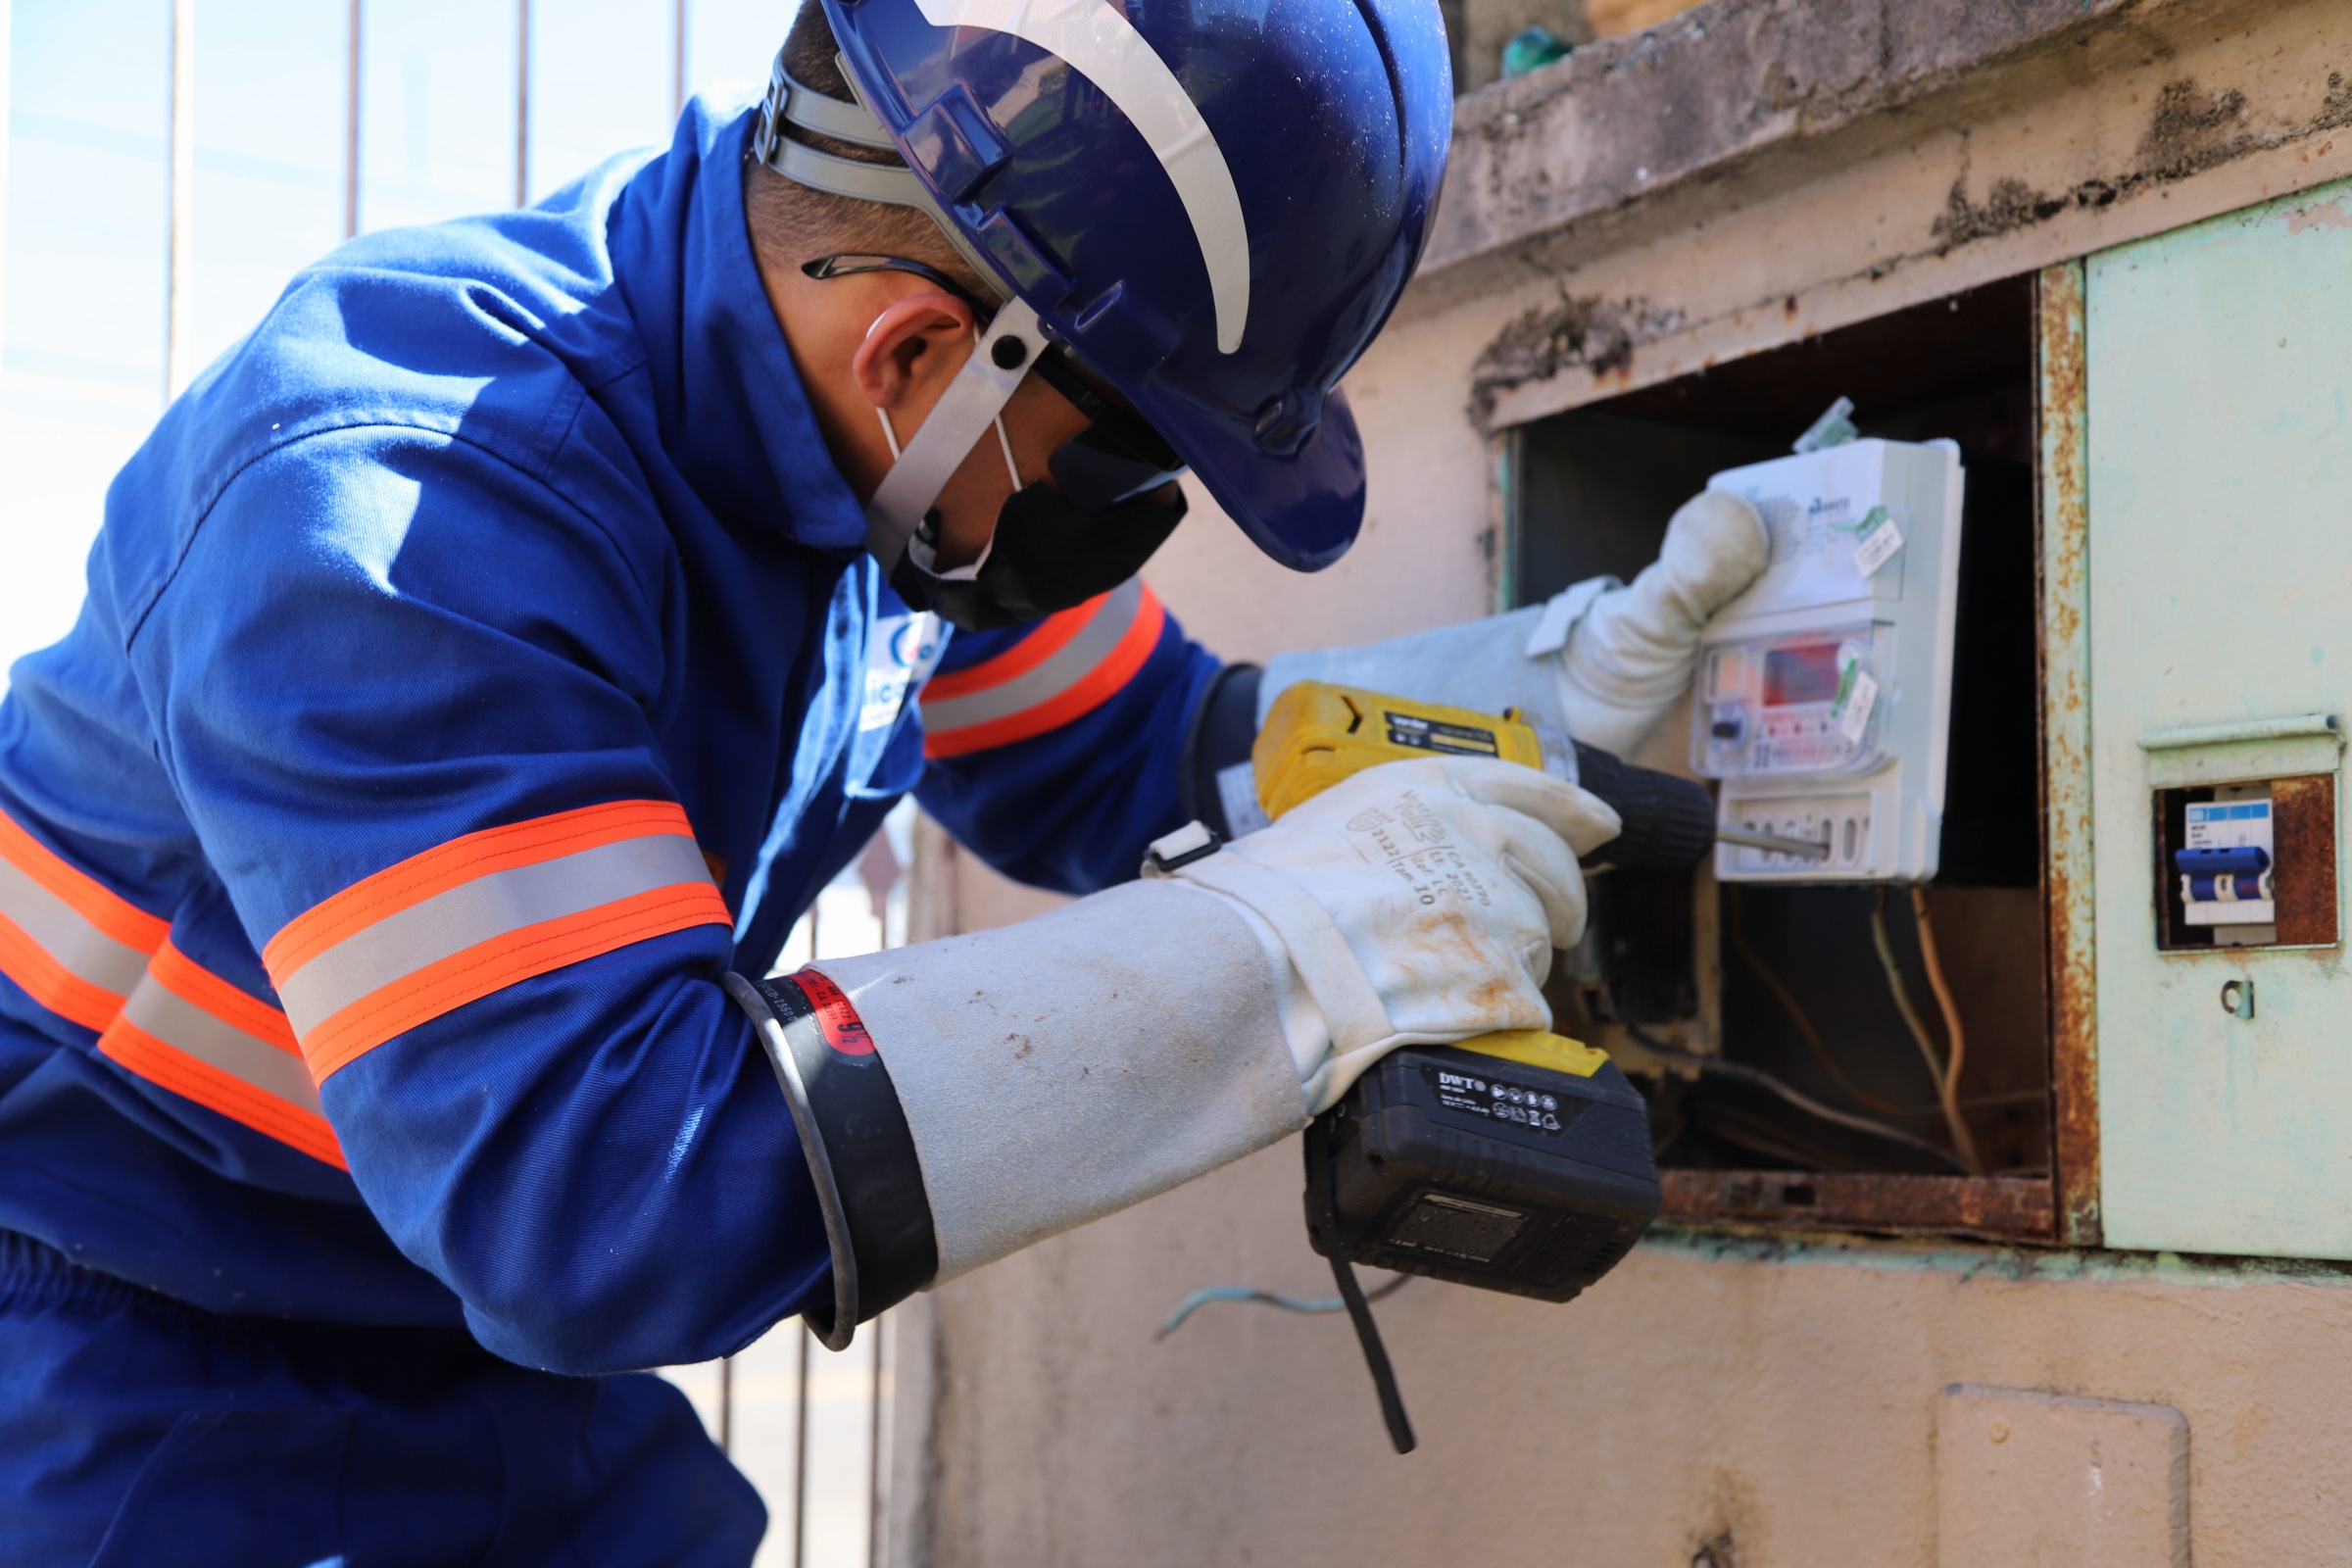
[902,3,2352,1561]
[925,1203,2352,1566]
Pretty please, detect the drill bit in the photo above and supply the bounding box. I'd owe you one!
[1716,825,1832,860]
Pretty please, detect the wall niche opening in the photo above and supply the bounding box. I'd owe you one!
[1510,274,2058,1241]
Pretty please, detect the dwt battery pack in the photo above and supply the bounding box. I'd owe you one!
[1309,1037,1662,1302]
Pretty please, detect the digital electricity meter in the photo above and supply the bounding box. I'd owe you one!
[1691,438,1965,883]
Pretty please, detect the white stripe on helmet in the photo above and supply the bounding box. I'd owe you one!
[911,0,1251,354]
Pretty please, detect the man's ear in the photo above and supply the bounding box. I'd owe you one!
[851,292,977,415]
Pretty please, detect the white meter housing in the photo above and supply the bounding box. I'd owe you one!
[1691,438,1966,883]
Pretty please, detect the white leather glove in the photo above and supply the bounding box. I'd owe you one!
[1555,490,1769,753]
[1257,490,1769,757]
[802,756,1616,1287]
[1163,755,1622,1112]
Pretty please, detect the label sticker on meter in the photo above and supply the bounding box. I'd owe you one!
[1836,669,1879,746]
[1851,506,1905,578]
[1384,711,1500,757]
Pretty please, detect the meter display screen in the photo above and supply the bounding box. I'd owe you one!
[1762,644,1845,707]
[1693,622,1888,780]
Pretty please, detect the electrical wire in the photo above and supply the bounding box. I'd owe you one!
[1154,1275,1410,1342]
[1626,1025,1970,1174]
[1870,889,1983,1174]
[1909,887,1983,1175]
[1695,1102,1871,1173]
[1717,892,2042,1123]
[1724,887,1912,1118]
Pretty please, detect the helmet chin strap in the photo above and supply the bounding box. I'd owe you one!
[864,297,1051,575]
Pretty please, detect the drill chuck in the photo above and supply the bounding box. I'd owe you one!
[1564,740,1719,873]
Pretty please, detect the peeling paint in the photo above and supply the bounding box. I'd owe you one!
[1936,172,2075,247]
[2138,76,2253,181]
[1688,1529,1740,1568]
[1934,73,2352,254]
[2286,197,2352,233]
[1465,290,1684,429]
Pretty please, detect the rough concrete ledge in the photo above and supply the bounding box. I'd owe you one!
[1414,0,2154,315]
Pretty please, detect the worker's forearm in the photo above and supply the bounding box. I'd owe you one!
[809,879,1307,1288]
[322,940,833,1375]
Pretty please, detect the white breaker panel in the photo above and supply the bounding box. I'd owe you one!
[1692,438,1966,883]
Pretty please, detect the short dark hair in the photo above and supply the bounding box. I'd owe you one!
[742,5,990,299]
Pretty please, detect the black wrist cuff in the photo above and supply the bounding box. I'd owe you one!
[1179,662,1262,840]
[724,970,939,1350]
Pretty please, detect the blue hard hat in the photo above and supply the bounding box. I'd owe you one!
[814,0,1452,571]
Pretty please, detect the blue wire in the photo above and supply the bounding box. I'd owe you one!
[1154,1276,1409,1341]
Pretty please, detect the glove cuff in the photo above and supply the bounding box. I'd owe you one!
[726,969,939,1351]
[813,881,1309,1282]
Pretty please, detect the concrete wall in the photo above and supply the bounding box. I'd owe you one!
[895,2,2352,1562]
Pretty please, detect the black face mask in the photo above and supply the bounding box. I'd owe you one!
[891,363,1191,631]
[891,480,1187,632]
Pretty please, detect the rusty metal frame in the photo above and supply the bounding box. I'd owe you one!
[1661,1171,2054,1243]
[2036,259,2099,1247]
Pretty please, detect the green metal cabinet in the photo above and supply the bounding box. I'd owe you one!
[2087,177,2352,1256]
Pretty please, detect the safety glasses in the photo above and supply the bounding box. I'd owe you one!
[803,254,1188,512]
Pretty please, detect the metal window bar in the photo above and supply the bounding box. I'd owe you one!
[163,0,195,402]
[344,0,361,238]
[1,0,16,382]
[794,1319,813,1568]
[514,0,531,209]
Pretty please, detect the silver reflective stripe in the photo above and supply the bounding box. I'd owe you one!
[119,971,321,1116]
[0,853,154,998]
[275,832,714,1042]
[920,580,1145,735]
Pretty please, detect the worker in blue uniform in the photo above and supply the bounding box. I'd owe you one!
[0,0,1770,1559]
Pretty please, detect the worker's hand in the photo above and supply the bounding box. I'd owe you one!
[1254,489,1768,758]
[1165,755,1622,1112]
[1555,490,1768,755]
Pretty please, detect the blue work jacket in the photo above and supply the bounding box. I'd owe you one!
[0,100,1218,1374]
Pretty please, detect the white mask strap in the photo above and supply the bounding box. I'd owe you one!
[876,406,904,462]
[975,321,1021,494]
[991,415,1020,493]
[863,298,1050,572]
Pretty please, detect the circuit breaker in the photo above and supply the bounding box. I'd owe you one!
[2145,726,2340,955]
[1690,438,1966,883]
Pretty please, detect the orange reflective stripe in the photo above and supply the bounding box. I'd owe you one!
[0,807,167,1030]
[923,585,1165,759]
[918,596,1100,704]
[264,799,700,981]
[296,882,728,1081]
[145,939,302,1054]
[97,939,342,1167]
[265,802,731,1083]
[0,912,128,1031]
[0,808,170,953]
[0,808,334,1163]
[100,1021,343,1168]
